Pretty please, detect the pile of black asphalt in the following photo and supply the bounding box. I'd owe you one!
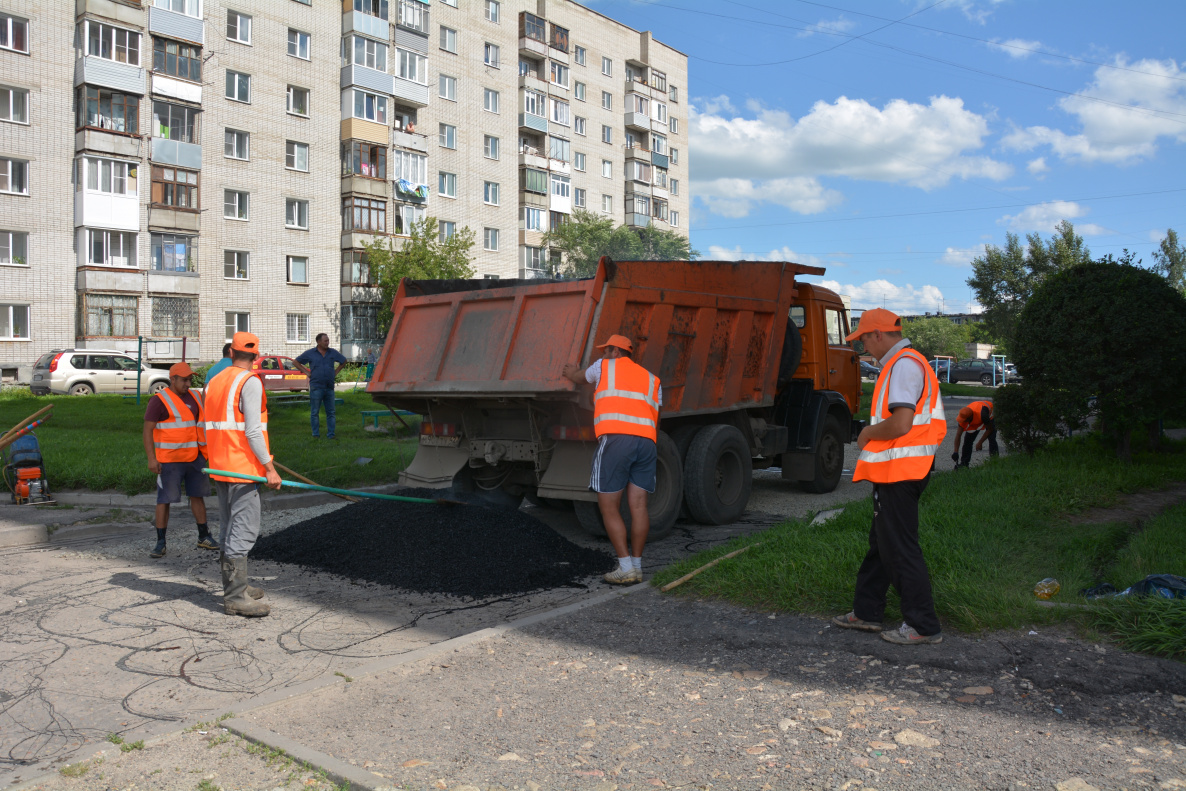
[252,490,615,598]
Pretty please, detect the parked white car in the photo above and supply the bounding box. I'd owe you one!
[30,349,170,396]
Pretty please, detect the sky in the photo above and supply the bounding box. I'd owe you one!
[582,0,1186,314]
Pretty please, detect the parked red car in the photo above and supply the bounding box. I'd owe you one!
[251,355,310,391]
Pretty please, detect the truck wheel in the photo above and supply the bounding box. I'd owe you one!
[684,424,752,525]
[799,416,845,494]
[668,425,701,520]
[572,431,683,541]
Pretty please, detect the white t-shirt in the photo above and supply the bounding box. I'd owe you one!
[878,339,925,411]
[585,361,663,406]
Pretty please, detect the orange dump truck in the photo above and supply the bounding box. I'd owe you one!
[368,258,862,538]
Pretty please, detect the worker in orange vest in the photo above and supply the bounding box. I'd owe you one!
[564,335,662,585]
[142,362,217,558]
[832,309,947,645]
[204,332,282,618]
[951,400,998,468]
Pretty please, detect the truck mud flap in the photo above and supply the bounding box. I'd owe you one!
[536,440,599,502]
[398,444,471,488]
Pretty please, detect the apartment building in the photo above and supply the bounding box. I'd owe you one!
[0,0,689,375]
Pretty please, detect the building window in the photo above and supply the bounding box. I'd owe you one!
[438,171,457,198]
[550,98,570,126]
[82,294,138,338]
[574,82,585,102]
[83,20,140,65]
[652,198,668,221]
[521,167,547,194]
[671,178,679,196]
[352,89,387,123]
[225,70,251,102]
[152,38,201,81]
[522,245,544,272]
[394,203,426,235]
[440,26,457,53]
[626,160,651,183]
[483,181,500,206]
[225,312,250,340]
[287,256,309,284]
[439,74,456,100]
[601,91,612,110]
[439,221,456,241]
[653,134,668,155]
[86,229,137,267]
[353,0,389,20]
[602,126,613,144]
[670,210,679,227]
[550,174,570,198]
[78,157,137,196]
[628,93,648,114]
[341,303,380,344]
[522,207,543,231]
[392,149,427,185]
[287,86,310,116]
[226,10,251,44]
[439,0,456,7]
[548,135,570,162]
[574,152,586,171]
[484,43,500,68]
[0,304,29,339]
[225,129,249,160]
[343,197,385,232]
[0,158,26,195]
[654,167,668,188]
[601,194,612,213]
[224,189,249,220]
[287,314,310,343]
[483,88,500,113]
[286,140,310,172]
[224,250,249,279]
[523,89,545,118]
[286,198,309,229]
[396,48,426,83]
[601,56,612,76]
[574,187,586,208]
[344,140,386,178]
[397,0,428,33]
[670,85,679,102]
[0,13,29,54]
[671,148,679,164]
[522,12,544,41]
[601,159,612,179]
[438,123,456,149]
[0,230,27,266]
[484,0,500,23]
[151,101,199,142]
[152,296,198,337]
[549,23,569,52]
[549,62,570,89]
[288,29,310,60]
[574,45,585,66]
[150,232,196,272]
[670,117,679,134]
[483,135,499,160]
[154,0,201,18]
[574,116,586,136]
[78,87,137,134]
[151,165,198,209]
[483,228,499,251]
[342,250,372,285]
[654,102,668,125]
[346,35,388,71]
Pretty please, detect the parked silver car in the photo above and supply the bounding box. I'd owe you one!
[30,349,169,396]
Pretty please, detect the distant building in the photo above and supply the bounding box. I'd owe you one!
[899,312,984,326]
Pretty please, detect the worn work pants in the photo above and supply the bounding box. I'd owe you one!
[215,481,260,559]
[852,475,941,636]
[309,386,336,438]
[959,426,999,467]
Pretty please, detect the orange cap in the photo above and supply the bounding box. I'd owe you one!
[169,362,194,377]
[846,308,902,342]
[231,331,261,355]
[595,334,635,353]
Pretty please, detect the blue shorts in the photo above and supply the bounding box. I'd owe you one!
[590,435,657,494]
[157,455,211,504]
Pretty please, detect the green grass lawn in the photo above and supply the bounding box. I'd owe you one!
[653,435,1186,658]
[0,387,419,494]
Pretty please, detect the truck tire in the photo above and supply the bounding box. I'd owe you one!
[799,416,845,494]
[668,425,701,520]
[684,424,752,525]
[572,431,683,541]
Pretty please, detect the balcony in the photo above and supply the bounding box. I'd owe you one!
[74,57,145,95]
[76,0,143,27]
[392,129,428,152]
[341,176,390,199]
[623,145,650,162]
[148,206,200,232]
[518,113,548,134]
[392,77,429,108]
[624,112,650,132]
[519,36,546,58]
[519,12,547,56]
[395,0,430,37]
[519,229,545,247]
[147,271,200,296]
[625,78,650,96]
[651,151,670,169]
[147,5,204,46]
[341,285,383,304]
[519,150,548,170]
[152,74,201,104]
[394,180,429,202]
[76,129,141,159]
[519,74,549,93]
[519,267,549,280]
[343,10,390,40]
[75,189,139,232]
[75,266,141,293]
[626,212,651,228]
[519,190,548,210]
[150,138,202,170]
[342,118,388,146]
[341,65,395,96]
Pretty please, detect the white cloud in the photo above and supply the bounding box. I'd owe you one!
[696,94,736,116]
[939,245,986,267]
[705,245,827,268]
[820,278,945,313]
[690,94,1010,217]
[1026,157,1049,175]
[798,16,856,37]
[940,0,1009,25]
[988,38,1043,59]
[1149,229,1168,243]
[1002,57,1186,164]
[998,200,1110,235]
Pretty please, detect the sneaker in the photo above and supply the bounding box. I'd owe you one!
[196,535,220,551]
[831,611,883,633]
[880,622,943,645]
[604,567,643,585]
[149,540,167,559]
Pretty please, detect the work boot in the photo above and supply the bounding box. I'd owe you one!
[149,539,166,558]
[218,553,264,599]
[223,557,270,618]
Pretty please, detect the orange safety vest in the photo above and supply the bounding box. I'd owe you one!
[593,357,661,442]
[152,388,205,463]
[958,400,994,431]
[853,346,947,484]
[204,367,270,483]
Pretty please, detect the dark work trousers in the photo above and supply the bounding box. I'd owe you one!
[852,475,942,636]
[959,425,999,467]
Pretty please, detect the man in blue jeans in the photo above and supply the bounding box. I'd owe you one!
[295,333,347,439]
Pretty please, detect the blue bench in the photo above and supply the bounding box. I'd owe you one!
[360,409,417,429]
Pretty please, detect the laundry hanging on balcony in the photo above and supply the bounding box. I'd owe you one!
[396,179,429,200]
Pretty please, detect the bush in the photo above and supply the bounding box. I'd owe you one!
[190,362,214,387]
[993,383,1066,455]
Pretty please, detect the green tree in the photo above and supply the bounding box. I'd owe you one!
[364,217,476,332]
[1152,228,1186,295]
[966,220,1091,350]
[543,209,698,278]
[900,316,971,360]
